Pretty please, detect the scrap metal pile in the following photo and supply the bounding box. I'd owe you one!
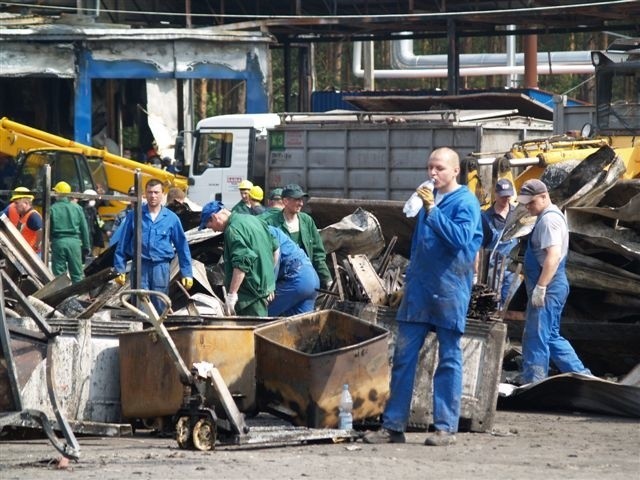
[2,145,638,458]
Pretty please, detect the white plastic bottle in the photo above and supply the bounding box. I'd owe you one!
[338,384,353,430]
[403,179,435,218]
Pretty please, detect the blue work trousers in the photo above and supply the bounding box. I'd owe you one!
[139,260,170,316]
[268,260,319,317]
[522,252,589,383]
[382,321,463,433]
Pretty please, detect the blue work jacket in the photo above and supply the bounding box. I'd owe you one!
[398,185,483,333]
[113,204,193,278]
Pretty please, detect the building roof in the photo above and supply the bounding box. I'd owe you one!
[1,1,638,42]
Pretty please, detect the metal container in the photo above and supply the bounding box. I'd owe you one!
[3,317,125,425]
[336,301,506,432]
[119,318,272,419]
[254,309,390,428]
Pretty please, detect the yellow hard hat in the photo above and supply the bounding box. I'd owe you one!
[238,179,253,190]
[10,187,34,202]
[54,181,72,194]
[249,185,264,201]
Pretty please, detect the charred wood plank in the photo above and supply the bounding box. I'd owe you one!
[35,267,118,310]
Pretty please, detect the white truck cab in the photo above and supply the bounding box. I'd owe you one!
[185,113,281,207]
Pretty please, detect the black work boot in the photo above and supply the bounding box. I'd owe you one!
[362,428,406,444]
[424,430,456,446]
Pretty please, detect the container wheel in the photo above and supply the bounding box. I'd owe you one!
[175,416,193,449]
[192,417,216,451]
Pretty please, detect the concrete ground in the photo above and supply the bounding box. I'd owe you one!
[1,409,638,480]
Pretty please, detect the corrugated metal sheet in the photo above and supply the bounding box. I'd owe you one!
[312,89,586,118]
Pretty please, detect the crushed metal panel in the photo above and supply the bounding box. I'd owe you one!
[169,258,216,297]
[0,42,75,77]
[565,251,640,295]
[498,373,640,418]
[343,93,553,120]
[320,207,386,260]
[566,209,640,264]
[33,267,118,313]
[308,197,415,257]
[218,424,356,449]
[567,191,640,224]
[346,254,388,305]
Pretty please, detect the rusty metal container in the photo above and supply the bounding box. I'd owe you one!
[119,318,272,419]
[254,309,390,428]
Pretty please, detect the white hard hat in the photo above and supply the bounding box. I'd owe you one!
[83,189,97,207]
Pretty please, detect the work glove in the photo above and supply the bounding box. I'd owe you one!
[115,273,127,286]
[416,186,435,212]
[224,292,238,316]
[181,277,193,290]
[531,285,546,308]
[388,289,404,308]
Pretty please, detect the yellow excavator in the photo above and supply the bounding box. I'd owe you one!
[467,37,639,207]
[0,117,188,220]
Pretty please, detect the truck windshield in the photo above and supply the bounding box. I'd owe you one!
[193,132,232,175]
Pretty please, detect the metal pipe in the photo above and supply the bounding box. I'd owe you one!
[524,34,538,88]
[506,25,518,87]
[42,164,51,268]
[390,35,592,69]
[363,40,375,90]
[508,157,542,166]
[477,157,499,165]
[353,42,594,79]
[447,19,459,95]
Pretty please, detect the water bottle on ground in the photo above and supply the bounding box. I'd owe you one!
[403,179,435,218]
[338,383,353,430]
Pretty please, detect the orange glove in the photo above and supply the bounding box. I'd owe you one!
[416,186,435,211]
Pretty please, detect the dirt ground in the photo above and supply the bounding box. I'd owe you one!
[0,409,638,480]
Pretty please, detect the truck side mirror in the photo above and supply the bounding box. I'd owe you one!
[174,134,184,163]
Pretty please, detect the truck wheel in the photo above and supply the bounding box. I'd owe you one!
[192,418,216,451]
[175,416,193,449]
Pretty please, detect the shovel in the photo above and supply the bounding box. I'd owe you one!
[176,280,199,316]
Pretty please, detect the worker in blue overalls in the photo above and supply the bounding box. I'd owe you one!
[516,179,591,384]
[267,225,319,316]
[481,178,519,307]
[363,147,483,447]
[114,179,193,314]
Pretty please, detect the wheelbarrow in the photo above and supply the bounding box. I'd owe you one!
[119,289,249,450]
